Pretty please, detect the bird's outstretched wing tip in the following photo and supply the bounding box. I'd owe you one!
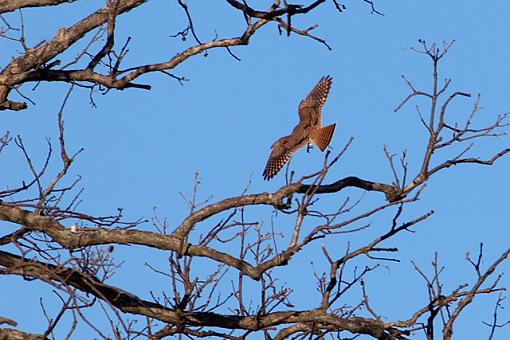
[262,166,273,181]
[322,75,333,83]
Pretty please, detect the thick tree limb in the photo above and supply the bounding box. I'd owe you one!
[298,176,402,202]
[0,203,261,280]
[0,173,402,281]
[0,0,342,111]
[225,0,327,20]
[0,0,76,14]
[0,328,47,340]
[172,177,400,240]
[0,250,401,338]
[0,0,146,110]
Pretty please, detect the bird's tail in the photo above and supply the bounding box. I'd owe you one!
[311,124,336,151]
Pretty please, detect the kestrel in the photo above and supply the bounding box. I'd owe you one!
[263,76,336,180]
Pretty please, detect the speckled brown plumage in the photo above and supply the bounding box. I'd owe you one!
[263,76,336,180]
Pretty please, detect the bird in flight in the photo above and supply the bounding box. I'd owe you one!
[263,76,336,180]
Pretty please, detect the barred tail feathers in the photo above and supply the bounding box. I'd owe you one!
[310,124,336,151]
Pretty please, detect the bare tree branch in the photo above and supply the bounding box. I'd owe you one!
[0,0,77,14]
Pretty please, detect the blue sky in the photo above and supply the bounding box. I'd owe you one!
[2,1,510,338]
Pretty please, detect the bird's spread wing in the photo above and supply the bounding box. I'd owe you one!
[263,129,307,180]
[298,75,333,123]
[263,140,295,181]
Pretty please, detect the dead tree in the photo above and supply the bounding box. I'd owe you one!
[0,1,509,339]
